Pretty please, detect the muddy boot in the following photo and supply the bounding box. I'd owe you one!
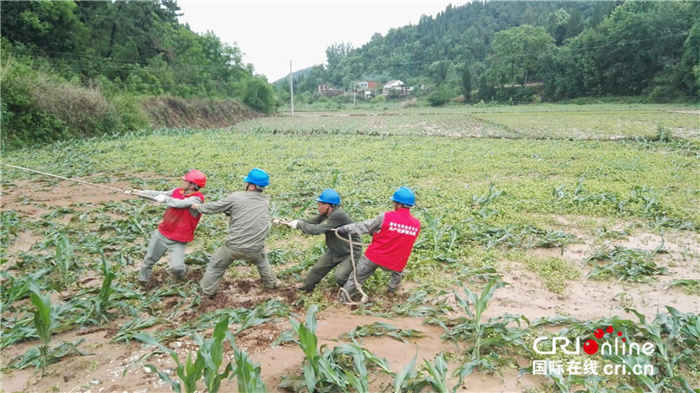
[263,278,281,290]
[339,290,355,305]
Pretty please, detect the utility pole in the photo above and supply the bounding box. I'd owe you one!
[353,81,356,108]
[289,60,294,117]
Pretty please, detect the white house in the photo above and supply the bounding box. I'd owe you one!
[382,80,406,95]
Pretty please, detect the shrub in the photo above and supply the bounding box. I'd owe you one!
[242,76,276,114]
[427,88,451,107]
[370,95,386,105]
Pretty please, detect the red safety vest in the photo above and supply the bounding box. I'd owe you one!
[364,208,421,272]
[158,188,205,243]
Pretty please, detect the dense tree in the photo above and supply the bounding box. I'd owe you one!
[548,9,570,46]
[1,0,275,110]
[282,1,698,102]
[462,66,472,102]
[491,25,554,86]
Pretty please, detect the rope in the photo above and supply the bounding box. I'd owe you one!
[332,229,370,306]
[1,163,156,200]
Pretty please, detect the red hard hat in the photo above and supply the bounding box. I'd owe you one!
[182,170,206,188]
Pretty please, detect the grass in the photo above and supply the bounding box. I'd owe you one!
[520,253,581,294]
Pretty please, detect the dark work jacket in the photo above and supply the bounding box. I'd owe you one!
[297,208,363,262]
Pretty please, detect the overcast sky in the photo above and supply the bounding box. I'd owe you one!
[178,1,466,82]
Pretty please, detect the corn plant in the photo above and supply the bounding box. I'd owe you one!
[407,352,454,393]
[584,242,669,282]
[472,183,505,207]
[393,353,417,393]
[358,290,453,318]
[0,210,21,249]
[444,279,526,381]
[1,268,50,307]
[340,322,425,343]
[279,306,392,393]
[7,339,87,373]
[234,347,268,392]
[663,279,700,294]
[28,281,53,375]
[138,316,238,393]
[110,316,162,344]
[52,233,75,283]
[6,282,87,375]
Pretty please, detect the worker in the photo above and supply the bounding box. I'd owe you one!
[336,187,421,304]
[273,189,362,292]
[126,170,207,285]
[190,168,279,297]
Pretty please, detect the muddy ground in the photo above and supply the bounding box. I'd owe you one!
[1,176,699,392]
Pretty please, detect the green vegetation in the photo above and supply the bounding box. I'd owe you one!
[137,316,266,393]
[234,105,700,141]
[340,322,426,343]
[584,243,670,282]
[1,1,275,146]
[279,2,700,104]
[1,103,698,390]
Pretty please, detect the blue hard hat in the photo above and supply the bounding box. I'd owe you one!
[391,187,415,206]
[243,168,270,187]
[316,188,340,205]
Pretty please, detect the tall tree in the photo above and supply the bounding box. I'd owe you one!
[491,25,555,86]
[462,65,472,102]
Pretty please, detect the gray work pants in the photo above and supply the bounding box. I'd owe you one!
[139,230,187,283]
[301,251,355,292]
[200,244,277,296]
[340,255,403,302]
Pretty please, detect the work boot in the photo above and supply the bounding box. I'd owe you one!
[263,278,281,290]
[339,290,354,305]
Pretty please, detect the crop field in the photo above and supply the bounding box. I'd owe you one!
[237,104,700,141]
[1,104,700,392]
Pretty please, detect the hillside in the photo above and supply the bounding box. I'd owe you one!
[0,1,275,146]
[272,65,314,87]
[283,1,700,103]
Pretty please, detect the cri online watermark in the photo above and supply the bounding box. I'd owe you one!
[532,326,655,376]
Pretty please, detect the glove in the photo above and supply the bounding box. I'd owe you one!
[287,220,299,229]
[272,218,287,226]
[154,194,167,203]
[336,226,348,235]
[124,189,135,195]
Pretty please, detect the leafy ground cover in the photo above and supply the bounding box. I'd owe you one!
[1,104,699,392]
[236,104,700,141]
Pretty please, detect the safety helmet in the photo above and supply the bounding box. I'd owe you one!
[182,170,207,188]
[243,168,270,187]
[390,187,415,206]
[315,189,340,205]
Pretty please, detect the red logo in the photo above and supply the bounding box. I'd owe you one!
[583,326,626,355]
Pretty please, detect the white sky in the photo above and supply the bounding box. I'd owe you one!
[178,1,466,81]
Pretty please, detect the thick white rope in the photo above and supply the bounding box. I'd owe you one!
[2,163,156,200]
[332,229,370,306]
